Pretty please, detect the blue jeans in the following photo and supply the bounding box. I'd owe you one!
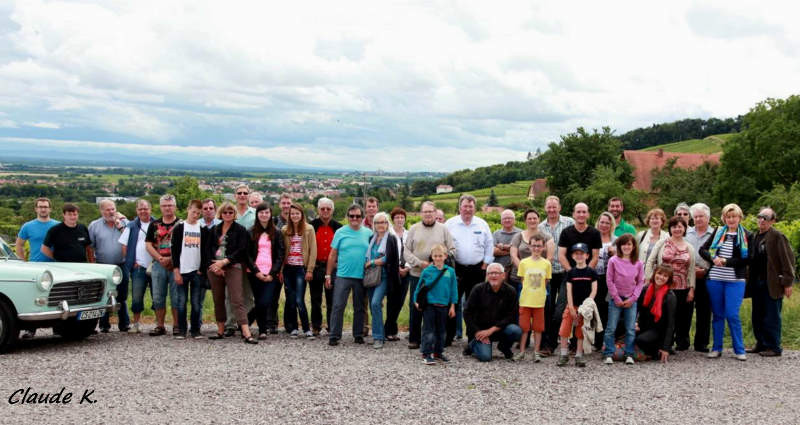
[129,266,149,314]
[367,275,388,342]
[751,278,783,353]
[151,261,176,311]
[707,279,746,355]
[100,265,129,330]
[421,305,448,355]
[284,265,310,332]
[469,324,523,362]
[603,301,637,357]
[175,272,206,335]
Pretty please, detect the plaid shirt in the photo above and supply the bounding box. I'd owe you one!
[538,215,574,274]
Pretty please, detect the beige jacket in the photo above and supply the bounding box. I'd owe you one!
[578,298,603,354]
[281,224,318,273]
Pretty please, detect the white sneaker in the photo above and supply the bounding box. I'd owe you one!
[290,329,300,338]
[604,356,613,365]
[735,354,747,361]
[128,323,141,334]
[707,351,722,358]
[534,352,542,363]
[625,356,635,365]
[304,330,315,340]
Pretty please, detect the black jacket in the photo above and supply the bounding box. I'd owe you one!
[247,227,285,278]
[369,232,400,291]
[170,222,212,274]
[637,285,677,352]
[463,281,518,340]
[205,221,249,268]
[699,227,751,280]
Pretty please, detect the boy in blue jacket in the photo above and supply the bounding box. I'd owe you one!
[413,244,458,365]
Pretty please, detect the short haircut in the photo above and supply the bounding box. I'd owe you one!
[390,207,406,220]
[500,209,515,219]
[458,193,477,208]
[188,199,203,210]
[249,192,263,201]
[644,208,666,228]
[689,202,710,219]
[35,197,52,208]
[236,184,249,192]
[759,207,777,221]
[530,233,547,244]
[99,199,115,209]
[136,199,151,209]
[347,203,364,216]
[614,233,638,263]
[608,197,622,206]
[159,194,176,204]
[420,201,436,211]
[721,203,744,220]
[279,193,292,201]
[544,195,560,205]
[674,202,690,216]
[486,262,504,273]
[523,208,540,221]
[667,216,688,236]
[62,203,79,213]
[430,244,447,256]
[317,197,334,210]
[372,211,391,226]
[201,198,216,208]
[366,196,379,205]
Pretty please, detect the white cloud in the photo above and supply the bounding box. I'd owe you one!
[25,121,59,129]
[0,0,799,170]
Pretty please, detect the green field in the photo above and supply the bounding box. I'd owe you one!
[641,133,734,154]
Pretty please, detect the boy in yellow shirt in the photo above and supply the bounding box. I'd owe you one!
[514,233,552,361]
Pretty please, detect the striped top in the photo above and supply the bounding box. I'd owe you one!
[707,232,740,282]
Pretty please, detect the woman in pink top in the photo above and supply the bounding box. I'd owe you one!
[603,233,644,364]
[644,216,696,351]
[247,202,284,340]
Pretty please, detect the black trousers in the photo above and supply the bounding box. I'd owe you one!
[385,274,410,337]
[266,275,284,330]
[544,272,566,350]
[693,277,711,351]
[636,328,665,358]
[673,288,694,350]
[447,263,485,345]
[310,265,335,331]
[594,274,609,350]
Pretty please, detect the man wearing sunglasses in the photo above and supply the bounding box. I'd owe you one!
[310,197,342,336]
[326,204,373,346]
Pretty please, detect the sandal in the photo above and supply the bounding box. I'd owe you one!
[244,336,258,345]
[208,333,225,340]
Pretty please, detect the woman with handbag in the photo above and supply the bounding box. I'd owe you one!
[282,203,317,339]
[363,212,400,349]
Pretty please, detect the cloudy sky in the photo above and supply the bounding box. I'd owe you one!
[1,1,798,171]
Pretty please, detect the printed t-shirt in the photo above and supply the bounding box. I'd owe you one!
[566,266,598,307]
[145,218,178,258]
[517,256,552,308]
[179,222,201,274]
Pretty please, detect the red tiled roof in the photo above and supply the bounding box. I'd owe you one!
[623,150,721,192]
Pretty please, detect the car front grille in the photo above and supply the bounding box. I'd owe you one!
[47,280,105,307]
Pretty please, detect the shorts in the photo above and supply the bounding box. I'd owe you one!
[559,308,584,339]
[519,307,545,333]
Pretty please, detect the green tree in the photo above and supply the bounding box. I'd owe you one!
[487,189,498,206]
[715,95,800,207]
[541,127,633,196]
[651,158,719,213]
[173,176,209,209]
[753,182,800,221]
[562,165,646,224]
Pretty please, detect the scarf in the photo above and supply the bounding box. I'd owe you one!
[366,232,388,261]
[709,225,749,258]
[643,283,670,322]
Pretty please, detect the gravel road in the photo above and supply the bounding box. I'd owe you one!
[2,325,799,424]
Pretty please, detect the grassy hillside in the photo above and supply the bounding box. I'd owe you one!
[409,180,534,214]
[641,133,734,154]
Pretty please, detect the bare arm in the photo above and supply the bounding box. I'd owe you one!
[558,246,570,272]
[41,245,54,260]
[545,239,555,262]
[589,248,599,269]
[15,237,26,260]
[145,242,161,261]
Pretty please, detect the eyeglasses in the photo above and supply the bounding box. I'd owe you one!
[221,210,235,215]
[203,207,215,210]
[677,212,689,216]
[757,214,772,220]
[319,207,332,211]
[373,221,388,225]
[236,191,249,195]
[348,214,362,219]
[487,271,503,276]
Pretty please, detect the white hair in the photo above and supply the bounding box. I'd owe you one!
[372,211,391,226]
[486,262,504,273]
[689,202,711,219]
[317,197,334,210]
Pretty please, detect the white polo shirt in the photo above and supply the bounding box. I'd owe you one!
[445,215,494,266]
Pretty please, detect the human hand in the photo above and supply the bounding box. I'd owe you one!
[420,261,430,269]
[687,288,695,303]
[305,271,313,281]
[713,257,726,267]
[786,286,793,299]
[174,272,183,285]
[659,349,669,363]
[615,300,625,308]
[448,305,455,318]
[324,276,332,289]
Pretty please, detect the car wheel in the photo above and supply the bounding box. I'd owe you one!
[0,299,19,354]
[54,318,99,340]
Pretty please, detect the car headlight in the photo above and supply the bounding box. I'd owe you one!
[38,270,54,291]
[112,266,123,285]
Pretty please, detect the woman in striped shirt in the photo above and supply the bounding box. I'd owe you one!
[700,204,751,360]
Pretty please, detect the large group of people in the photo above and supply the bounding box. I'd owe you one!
[13,190,797,365]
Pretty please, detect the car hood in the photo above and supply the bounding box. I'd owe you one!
[0,259,114,283]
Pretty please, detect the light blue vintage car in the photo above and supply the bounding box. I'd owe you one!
[0,237,121,353]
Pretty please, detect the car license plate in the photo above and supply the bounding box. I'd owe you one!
[77,309,104,320]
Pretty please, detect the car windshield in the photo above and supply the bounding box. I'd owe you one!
[0,237,19,260]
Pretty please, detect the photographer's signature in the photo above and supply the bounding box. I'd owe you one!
[8,387,96,405]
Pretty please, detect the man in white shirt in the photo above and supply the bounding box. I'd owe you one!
[445,194,494,346]
[119,199,154,334]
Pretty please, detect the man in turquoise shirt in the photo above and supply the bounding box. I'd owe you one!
[608,197,636,237]
[326,204,373,346]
